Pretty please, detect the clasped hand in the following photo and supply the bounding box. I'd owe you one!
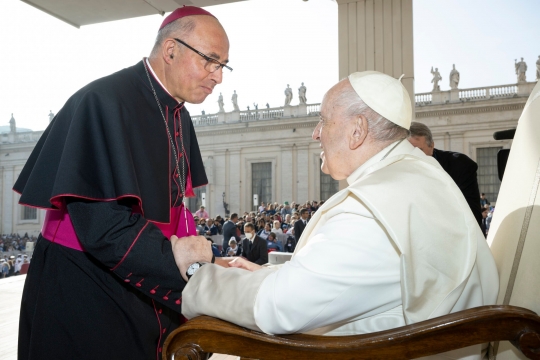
[170,235,263,281]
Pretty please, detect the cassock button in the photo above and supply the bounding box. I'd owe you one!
[124,279,130,283]
[150,289,156,294]
[162,328,167,334]
[163,296,169,300]
[175,299,181,305]
[175,131,179,137]
[136,283,142,287]
[174,173,179,178]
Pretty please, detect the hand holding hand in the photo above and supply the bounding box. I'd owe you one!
[170,235,212,282]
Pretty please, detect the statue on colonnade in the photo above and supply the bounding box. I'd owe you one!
[9,113,16,133]
[48,110,55,123]
[515,57,527,83]
[449,64,460,90]
[232,90,239,111]
[298,82,307,104]
[218,93,225,112]
[430,67,442,91]
[284,84,293,106]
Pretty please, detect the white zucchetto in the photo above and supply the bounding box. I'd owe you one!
[348,71,412,130]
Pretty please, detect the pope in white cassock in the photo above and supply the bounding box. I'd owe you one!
[181,72,499,359]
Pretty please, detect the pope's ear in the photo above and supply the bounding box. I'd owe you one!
[350,114,368,150]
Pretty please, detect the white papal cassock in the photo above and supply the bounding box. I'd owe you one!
[182,140,499,359]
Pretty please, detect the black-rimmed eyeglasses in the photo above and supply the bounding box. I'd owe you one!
[174,38,232,73]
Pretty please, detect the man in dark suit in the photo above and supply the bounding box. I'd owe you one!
[293,208,309,243]
[242,223,268,265]
[222,213,240,255]
[408,122,482,227]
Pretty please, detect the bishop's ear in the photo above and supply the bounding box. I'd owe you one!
[350,114,368,150]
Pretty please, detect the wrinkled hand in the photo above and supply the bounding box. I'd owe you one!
[228,257,262,272]
[170,235,213,282]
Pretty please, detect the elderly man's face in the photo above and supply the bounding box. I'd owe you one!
[167,16,229,104]
[408,136,434,156]
[313,86,356,180]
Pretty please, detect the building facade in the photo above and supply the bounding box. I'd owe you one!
[1,81,536,235]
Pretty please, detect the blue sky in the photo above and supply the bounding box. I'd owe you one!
[1,0,538,130]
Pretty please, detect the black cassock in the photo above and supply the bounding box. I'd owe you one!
[14,60,207,360]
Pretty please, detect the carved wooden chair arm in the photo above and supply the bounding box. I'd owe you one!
[163,305,540,360]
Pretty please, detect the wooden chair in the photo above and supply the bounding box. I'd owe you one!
[163,83,540,360]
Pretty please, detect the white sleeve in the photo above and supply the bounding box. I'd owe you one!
[253,196,402,334]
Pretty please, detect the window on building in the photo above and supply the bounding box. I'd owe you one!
[320,159,339,201]
[252,162,272,205]
[21,206,37,221]
[477,147,502,202]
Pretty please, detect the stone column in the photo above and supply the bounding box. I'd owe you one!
[337,0,414,190]
[229,150,241,214]
[281,146,294,203]
[337,0,414,110]
[2,166,15,234]
[296,145,309,203]
[213,152,227,217]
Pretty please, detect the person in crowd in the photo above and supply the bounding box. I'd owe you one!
[266,233,281,252]
[281,214,292,232]
[14,6,227,359]
[215,215,225,227]
[222,213,240,255]
[258,202,266,213]
[0,259,9,279]
[480,193,490,208]
[480,207,489,238]
[293,208,309,243]
[284,236,296,253]
[266,204,276,215]
[207,238,222,258]
[280,202,290,217]
[226,238,241,257]
[255,218,266,233]
[271,220,283,234]
[210,219,221,236]
[181,71,497,360]
[486,207,495,235]
[241,223,268,265]
[195,205,209,219]
[408,122,482,228]
[257,223,272,240]
[197,218,210,235]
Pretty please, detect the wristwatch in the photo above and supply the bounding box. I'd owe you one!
[186,254,215,280]
[186,262,203,279]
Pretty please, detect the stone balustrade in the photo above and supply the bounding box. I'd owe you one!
[1,130,44,144]
[415,82,534,106]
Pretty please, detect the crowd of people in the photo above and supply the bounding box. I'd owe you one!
[192,200,323,257]
[1,254,31,278]
[0,234,35,279]
[0,233,35,252]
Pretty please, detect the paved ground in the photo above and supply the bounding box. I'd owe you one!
[0,275,25,360]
